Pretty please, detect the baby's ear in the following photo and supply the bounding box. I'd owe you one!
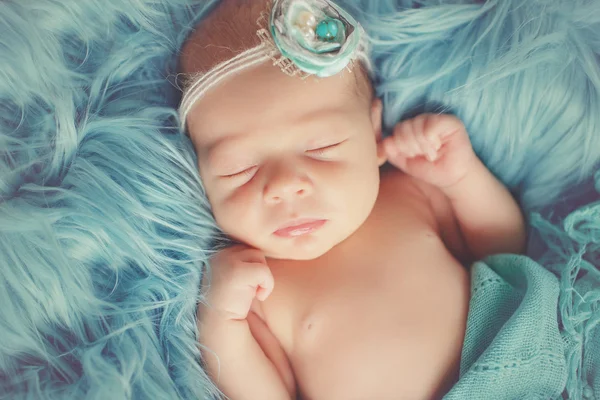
[370,97,383,137]
[370,98,386,166]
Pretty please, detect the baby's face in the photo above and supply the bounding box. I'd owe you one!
[187,64,385,260]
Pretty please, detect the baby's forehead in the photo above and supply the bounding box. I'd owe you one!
[187,63,361,143]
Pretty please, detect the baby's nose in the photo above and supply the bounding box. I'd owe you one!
[263,166,312,204]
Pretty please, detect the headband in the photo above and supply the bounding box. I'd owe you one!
[179,0,371,131]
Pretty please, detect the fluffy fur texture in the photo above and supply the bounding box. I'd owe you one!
[0,0,598,398]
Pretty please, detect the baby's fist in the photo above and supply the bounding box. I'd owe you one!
[383,114,476,188]
[200,245,274,322]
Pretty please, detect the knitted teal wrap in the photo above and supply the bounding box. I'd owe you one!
[446,217,600,399]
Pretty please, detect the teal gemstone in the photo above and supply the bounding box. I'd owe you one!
[327,20,339,37]
[315,18,340,41]
[316,21,330,39]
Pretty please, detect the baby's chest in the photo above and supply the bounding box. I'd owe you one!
[264,224,465,349]
[262,231,469,399]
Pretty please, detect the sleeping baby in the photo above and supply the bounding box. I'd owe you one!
[178,0,526,399]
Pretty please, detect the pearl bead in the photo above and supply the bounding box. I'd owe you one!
[295,11,317,29]
[299,26,315,40]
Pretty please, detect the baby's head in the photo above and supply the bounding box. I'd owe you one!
[179,0,386,260]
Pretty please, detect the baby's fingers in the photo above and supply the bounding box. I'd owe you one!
[234,261,274,302]
[254,267,274,302]
[383,137,408,170]
[212,263,274,320]
[415,128,439,162]
[388,125,418,157]
[422,114,467,147]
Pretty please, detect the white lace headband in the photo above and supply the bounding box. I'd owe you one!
[178,0,371,132]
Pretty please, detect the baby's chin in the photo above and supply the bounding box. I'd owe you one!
[260,236,340,261]
[264,247,328,261]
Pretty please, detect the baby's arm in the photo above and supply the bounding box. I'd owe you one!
[200,316,293,400]
[439,158,526,260]
[384,114,526,261]
[198,246,294,400]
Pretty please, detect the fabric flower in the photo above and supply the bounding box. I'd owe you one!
[268,0,367,77]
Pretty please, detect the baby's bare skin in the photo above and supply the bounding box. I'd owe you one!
[253,168,470,399]
[183,15,526,396]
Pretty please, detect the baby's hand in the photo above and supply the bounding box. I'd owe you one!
[199,245,274,322]
[383,114,477,188]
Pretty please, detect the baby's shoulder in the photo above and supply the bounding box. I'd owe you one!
[378,166,434,205]
[379,168,456,224]
[377,167,469,262]
[369,168,436,229]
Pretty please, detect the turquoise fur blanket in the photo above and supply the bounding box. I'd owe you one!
[0,0,599,398]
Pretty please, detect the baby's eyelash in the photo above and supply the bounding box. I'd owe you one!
[221,166,257,179]
[307,140,346,156]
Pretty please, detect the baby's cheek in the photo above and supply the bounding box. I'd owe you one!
[212,187,260,236]
[324,160,378,211]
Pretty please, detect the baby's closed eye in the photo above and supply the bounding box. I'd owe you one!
[305,139,348,158]
[217,141,345,181]
[219,165,258,179]
[208,137,349,186]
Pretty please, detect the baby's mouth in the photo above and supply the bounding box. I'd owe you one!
[273,219,328,237]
